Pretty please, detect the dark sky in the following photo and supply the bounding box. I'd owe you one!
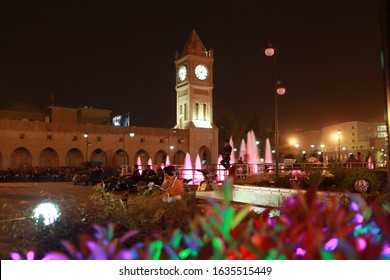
[0,0,386,134]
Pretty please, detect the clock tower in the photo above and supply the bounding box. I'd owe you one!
[175,30,214,129]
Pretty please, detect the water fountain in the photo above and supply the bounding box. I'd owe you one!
[265,138,272,164]
[217,154,226,181]
[194,154,203,184]
[183,152,193,180]
[165,155,171,166]
[239,139,246,161]
[248,130,260,164]
[229,136,236,164]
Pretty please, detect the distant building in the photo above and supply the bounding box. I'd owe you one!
[285,121,388,165]
[0,30,219,171]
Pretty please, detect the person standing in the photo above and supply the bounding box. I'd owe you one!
[220,139,232,170]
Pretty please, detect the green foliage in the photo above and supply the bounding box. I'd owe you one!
[3,186,196,259]
[339,168,379,193]
[7,179,390,260]
[274,174,292,188]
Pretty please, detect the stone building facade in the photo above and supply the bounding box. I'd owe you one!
[0,30,219,171]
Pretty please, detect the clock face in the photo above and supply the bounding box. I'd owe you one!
[195,64,208,80]
[178,65,187,82]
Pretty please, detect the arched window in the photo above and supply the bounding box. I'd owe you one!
[184,104,187,121]
[203,104,207,120]
[195,103,199,120]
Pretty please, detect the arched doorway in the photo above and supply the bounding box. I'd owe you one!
[154,150,166,165]
[39,148,59,168]
[65,148,84,168]
[10,147,32,169]
[90,149,107,168]
[199,146,211,165]
[172,150,185,165]
[113,149,128,168]
[135,149,149,168]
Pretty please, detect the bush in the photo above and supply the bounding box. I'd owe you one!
[7,179,390,260]
[3,186,197,259]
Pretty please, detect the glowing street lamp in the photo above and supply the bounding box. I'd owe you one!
[123,129,135,165]
[333,130,341,162]
[83,133,89,163]
[264,41,286,178]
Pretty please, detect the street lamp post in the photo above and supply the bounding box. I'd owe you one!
[333,130,341,163]
[337,130,341,162]
[264,41,286,179]
[83,133,89,164]
[123,129,135,166]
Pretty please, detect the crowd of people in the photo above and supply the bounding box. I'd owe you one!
[0,166,80,182]
[102,164,185,202]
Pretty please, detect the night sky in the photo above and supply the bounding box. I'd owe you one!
[0,0,386,134]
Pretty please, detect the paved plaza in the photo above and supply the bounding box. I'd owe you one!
[0,182,95,259]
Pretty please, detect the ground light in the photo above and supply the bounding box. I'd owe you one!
[32,201,61,226]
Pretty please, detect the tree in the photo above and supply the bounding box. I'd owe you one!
[215,111,243,155]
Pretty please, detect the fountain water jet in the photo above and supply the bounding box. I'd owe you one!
[239,139,246,161]
[245,130,259,172]
[229,136,236,164]
[194,154,203,184]
[183,152,193,180]
[217,154,226,181]
[265,138,272,164]
[165,155,171,166]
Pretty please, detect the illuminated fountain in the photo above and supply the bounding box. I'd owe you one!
[246,130,259,164]
[183,152,193,180]
[165,155,171,166]
[239,139,246,160]
[194,154,203,184]
[244,130,260,173]
[217,154,226,181]
[265,138,272,164]
[229,136,236,164]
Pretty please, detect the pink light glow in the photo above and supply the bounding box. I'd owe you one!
[356,237,367,251]
[217,154,225,181]
[265,138,272,164]
[194,154,203,184]
[229,136,236,164]
[239,139,246,160]
[165,155,170,166]
[324,238,339,251]
[147,158,152,166]
[245,130,259,173]
[295,247,306,257]
[137,156,142,170]
[183,152,193,180]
